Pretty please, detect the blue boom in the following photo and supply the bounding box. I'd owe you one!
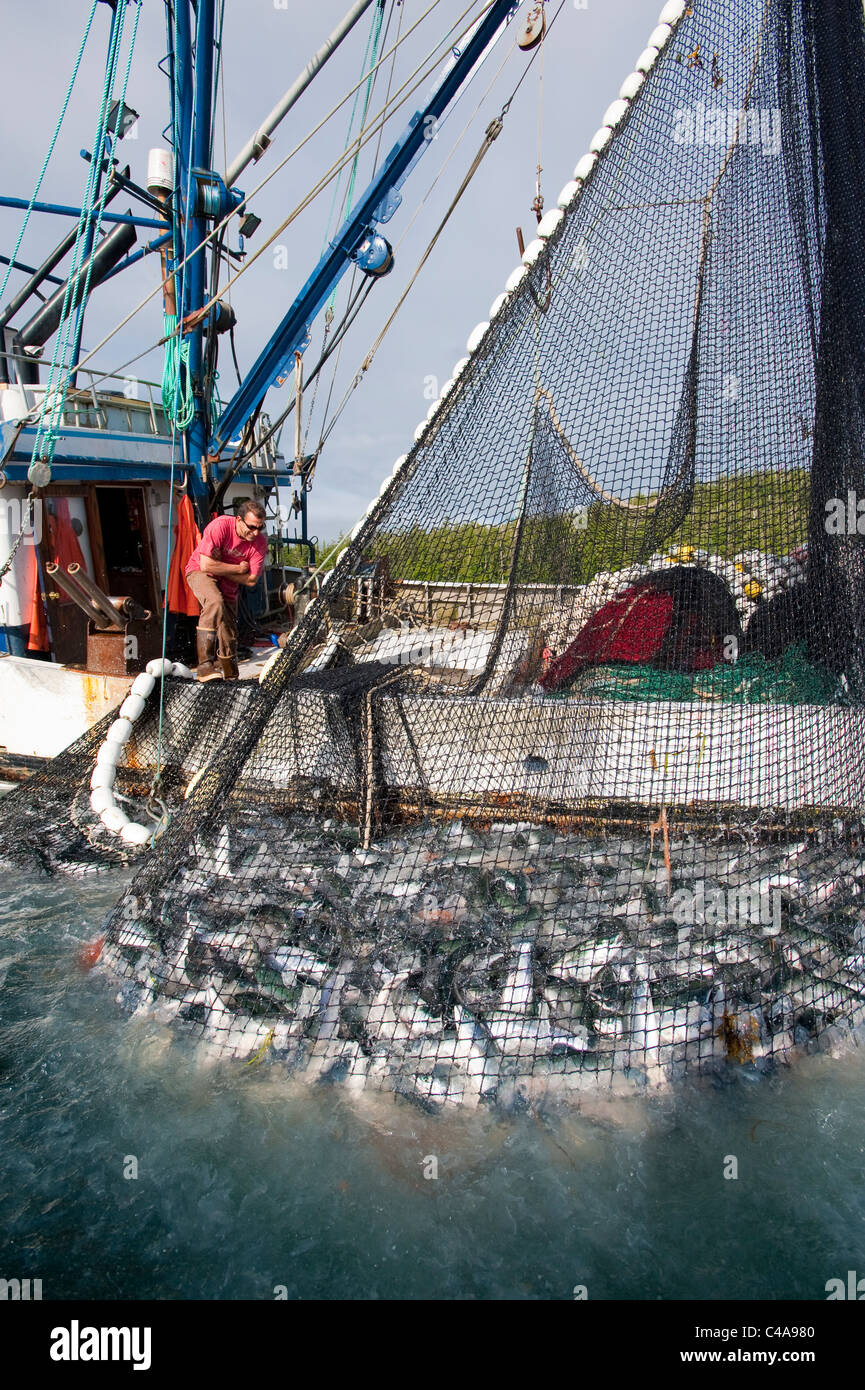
[210,0,522,455]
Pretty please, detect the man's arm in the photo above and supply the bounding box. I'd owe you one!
[200,554,250,579]
[237,541,267,588]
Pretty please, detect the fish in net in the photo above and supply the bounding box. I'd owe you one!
[4,0,865,1109]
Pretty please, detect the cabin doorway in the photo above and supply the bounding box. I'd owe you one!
[93,486,159,614]
[38,483,160,667]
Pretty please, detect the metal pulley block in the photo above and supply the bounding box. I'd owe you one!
[517,3,546,51]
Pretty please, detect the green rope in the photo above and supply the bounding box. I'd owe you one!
[31,0,141,470]
[0,0,99,310]
[161,313,195,430]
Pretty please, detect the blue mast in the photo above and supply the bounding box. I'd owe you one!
[171,0,217,516]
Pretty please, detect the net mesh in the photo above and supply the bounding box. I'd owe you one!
[5,0,865,1107]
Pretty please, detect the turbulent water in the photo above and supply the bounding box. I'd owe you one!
[2,864,865,1300]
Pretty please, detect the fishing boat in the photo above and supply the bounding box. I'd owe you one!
[1,0,598,781]
[4,0,853,820]
[0,0,417,773]
[3,0,865,1100]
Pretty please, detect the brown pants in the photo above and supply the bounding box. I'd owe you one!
[186,570,238,658]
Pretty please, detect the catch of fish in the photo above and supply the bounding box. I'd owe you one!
[85,810,865,1110]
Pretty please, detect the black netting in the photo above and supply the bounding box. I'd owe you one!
[4,0,865,1106]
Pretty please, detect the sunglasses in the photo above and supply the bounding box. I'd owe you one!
[242,520,266,532]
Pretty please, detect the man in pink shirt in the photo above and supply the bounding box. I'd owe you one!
[185,500,268,680]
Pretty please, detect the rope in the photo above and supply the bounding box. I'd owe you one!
[533,1,545,221]
[161,313,194,429]
[303,2,389,455]
[0,0,100,310]
[59,0,491,389]
[184,0,563,481]
[322,2,387,272]
[0,0,117,580]
[30,0,142,473]
[313,0,568,454]
[310,0,399,452]
[315,115,506,453]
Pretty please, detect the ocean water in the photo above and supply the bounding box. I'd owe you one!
[2,866,865,1301]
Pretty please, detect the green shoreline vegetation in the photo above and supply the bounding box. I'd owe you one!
[366,468,811,586]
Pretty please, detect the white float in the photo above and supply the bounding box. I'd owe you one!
[90,764,115,791]
[258,648,282,685]
[119,693,147,722]
[100,805,130,834]
[120,822,154,847]
[602,98,630,129]
[573,152,597,181]
[466,322,489,353]
[521,238,545,265]
[130,672,156,699]
[635,47,660,73]
[489,293,508,318]
[619,71,645,100]
[659,0,687,21]
[145,658,175,678]
[589,126,613,154]
[647,23,673,49]
[505,264,528,293]
[537,208,564,238]
[89,658,194,846]
[452,357,470,377]
[96,741,122,769]
[89,787,115,815]
[106,718,134,745]
[557,180,580,209]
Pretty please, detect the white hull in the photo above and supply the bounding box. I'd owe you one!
[0,654,133,760]
[0,647,275,767]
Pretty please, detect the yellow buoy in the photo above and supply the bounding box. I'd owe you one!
[744,580,763,601]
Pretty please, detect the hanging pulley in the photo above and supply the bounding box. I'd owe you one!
[517,3,546,52]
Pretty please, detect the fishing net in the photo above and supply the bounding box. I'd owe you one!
[5,0,865,1107]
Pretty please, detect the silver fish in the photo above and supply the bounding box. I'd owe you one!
[484,1001,590,1056]
[549,936,631,985]
[318,957,355,1041]
[499,942,534,1013]
[266,947,331,987]
[627,965,661,1064]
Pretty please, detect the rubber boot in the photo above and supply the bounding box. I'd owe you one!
[196,628,223,682]
[219,648,239,680]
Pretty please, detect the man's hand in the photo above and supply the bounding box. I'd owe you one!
[237,559,250,575]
